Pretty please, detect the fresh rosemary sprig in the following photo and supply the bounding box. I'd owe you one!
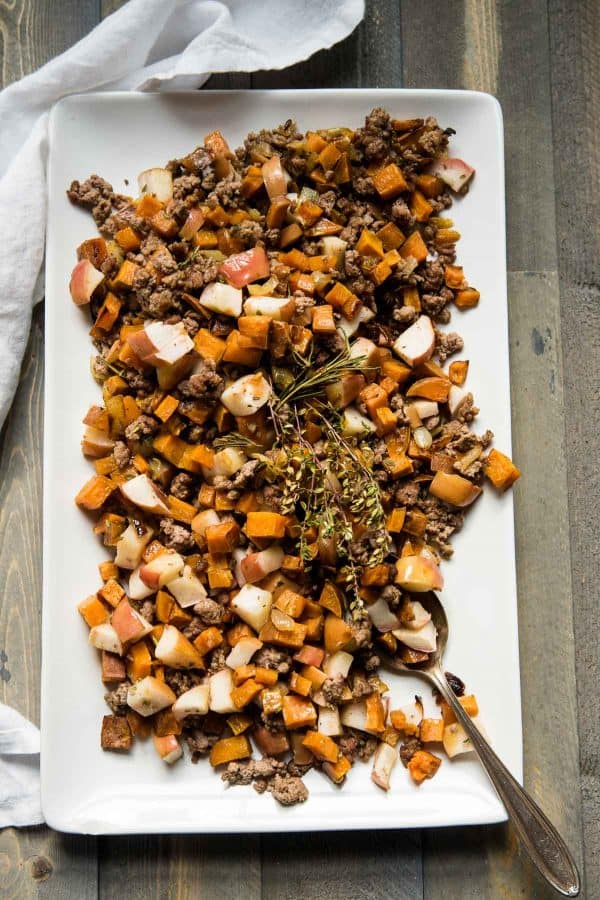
[212,432,260,452]
[275,341,368,409]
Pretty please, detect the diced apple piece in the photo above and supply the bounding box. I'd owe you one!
[155,624,204,669]
[428,157,475,193]
[371,741,398,791]
[209,668,237,714]
[127,321,194,367]
[340,700,375,734]
[231,584,272,632]
[153,733,183,764]
[120,474,169,515]
[179,208,205,240]
[447,384,469,416]
[138,167,173,202]
[395,555,444,592]
[262,155,290,199]
[69,259,104,306]
[167,565,208,608]
[429,471,482,508]
[366,597,401,633]
[207,448,247,480]
[321,235,347,269]
[349,337,379,369]
[409,399,439,420]
[114,523,153,570]
[89,623,123,656]
[127,676,176,717]
[139,551,184,590]
[442,717,488,758]
[128,565,155,600]
[323,650,353,679]
[220,373,272,417]
[340,406,376,437]
[240,545,284,584]
[199,282,243,317]
[393,315,435,366]
[219,247,270,288]
[405,600,432,631]
[225,636,263,669]
[325,373,366,409]
[81,426,115,458]
[390,699,424,735]
[392,619,437,653]
[337,305,375,337]
[172,684,210,720]
[243,295,296,321]
[317,706,342,737]
[111,599,153,644]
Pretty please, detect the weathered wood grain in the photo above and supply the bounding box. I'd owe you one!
[548,0,600,891]
[400,0,585,897]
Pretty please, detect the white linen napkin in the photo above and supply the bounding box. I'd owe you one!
[0,0,364,827]
[0,0,364,432]
[0,703,43,827]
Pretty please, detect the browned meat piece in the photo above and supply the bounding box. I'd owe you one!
[434,329,464,363]
[221,758,286,786]
[124,414,159,441]
[101,715,133,751]
[178,360,224,402]
[170,472,195,500]
[194,597,225,625]
[399,736,422,767]
[160,519,195,553]
[67,174,116,227]
[322,674,347,705]
[253,647,292,675]
[266,773,309,806]
[112,441,130,470]
[104,681,130,715]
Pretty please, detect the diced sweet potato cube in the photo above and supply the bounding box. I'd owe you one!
[78,595,110,628]
[407,749,442,784]
[223,331,263,367]
[113,260,139,291]
[399,231,428,264]
[325,281,357,310]
[238,315,271,349]
[372,260,392,286]
[289,271,316,295]
[227,714,254,736]
[282,694,317,730]
[323,614,353,654]
[231,678,263,709]
[360,382,388,418]
[295,199,324,228]
[245,511,287,539]
[361,564,391,587]
[440,694,479,725]
[77,237,107,267]
[101,651,127,683]
[302,730,340,763]
[98,578,125,609]
[312,304,337,334]
[154,394,179,422]
[126,640,153,681]
[289,672,312,697]
[409,190,434,223]
[279,223,303,248]
[207,566,234,589]
[209,734,252,767]
[415,173,444,198]
[322,754,352,784]
[365,694,386,733]
[454,288,480,309]
[378,221,405,251]
[318,142,341,170]
[75,475,115,510]
[419,718,445,743]
[372,163,408,200]
[193,626,223,656]
[233,664,256,686]
[101,715,133,751]
[356,229,384,259]
[302,615,323,642]
[266,196,290,229]
[91,292,122,336]
[194,328,226,364]
[166,496,197,525]
[99,560,119,582]
[255,667,278,686]
[154,709,183,737]
[373,406,397,436]
[382,359,411,384]
[484,449,521,491]
[114,226,142,252]
[206,521,240,554]
[136,195,164,218]
[449,360,469,386]
[386,508,406,533]
[306,131,328,153]
[274,588,306,619]
[227,622,255,646]
[259,620,307,650]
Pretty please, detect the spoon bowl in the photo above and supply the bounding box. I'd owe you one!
[380,591,449,674]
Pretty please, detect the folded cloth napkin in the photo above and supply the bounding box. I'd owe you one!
[0,0,364,828]
[0,0,364,433]
[0,704,43,827]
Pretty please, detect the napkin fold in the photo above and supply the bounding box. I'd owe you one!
[0,0,364,827]
[0,0,364,431]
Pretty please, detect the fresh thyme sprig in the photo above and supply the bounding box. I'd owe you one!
[275,341,368,409]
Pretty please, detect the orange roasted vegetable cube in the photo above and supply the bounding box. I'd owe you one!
[409,190,434,223]
[91,292,121,335]
[302,730,340,763]
[113,260,139,291]
[231,679,263,709]
[289,672,312,697]
[311,304,336,334]
[136,195,164,218]
[245,511,287,540]
[356,229,384,259]
[75,475,115,510]
[193,626,223,656]
[209,734,252,767]
[126,640,153,682]
[454,288,480,309]
[322,754,352,784]
[449,360,469,386]
[274,588,306,619]
[484,449,521,491]
[282,695,317,730]
[98,578,125,609]
[378,221,405,251]
[78,595,110,628]
[419,718,445,743]
[206,520,240,554]
[407,749,442,784]
[238,316,271,349]
[372,163,408,200]
[386,508,406,533]
[222,331,263,367]
[114,226,142,252]
[399,231,428,264]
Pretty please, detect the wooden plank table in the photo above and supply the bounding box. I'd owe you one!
[0,1,596,896]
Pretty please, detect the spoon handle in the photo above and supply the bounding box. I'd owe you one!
[428,668,580,897]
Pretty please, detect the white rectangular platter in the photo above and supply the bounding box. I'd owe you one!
[42,89,521,834]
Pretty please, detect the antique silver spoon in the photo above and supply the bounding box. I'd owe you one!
[378,591,580,897]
